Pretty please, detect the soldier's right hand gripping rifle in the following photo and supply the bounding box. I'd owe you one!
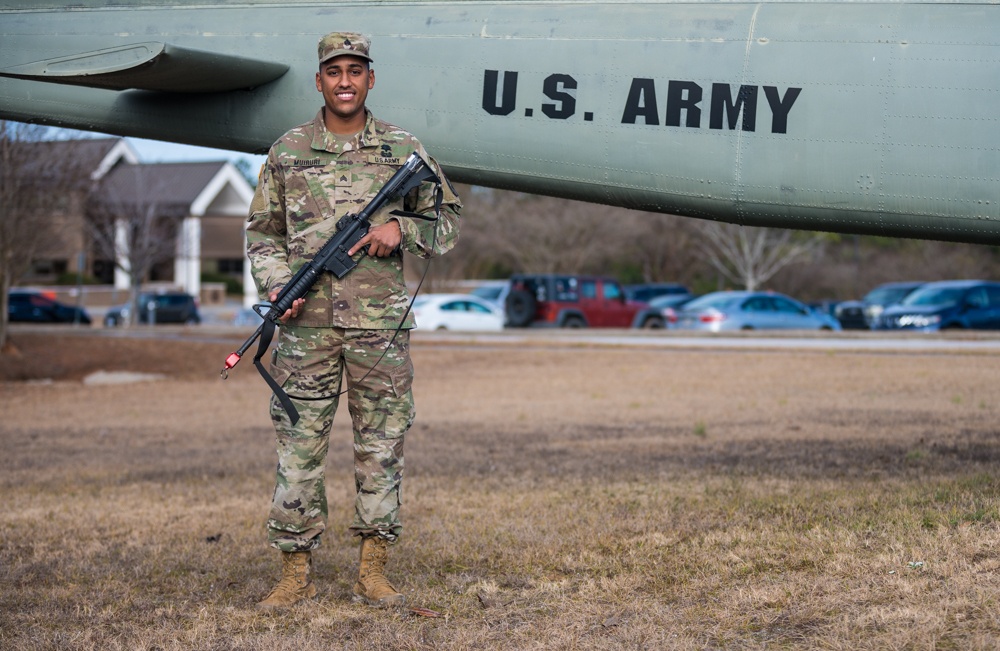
[220,152,440,424]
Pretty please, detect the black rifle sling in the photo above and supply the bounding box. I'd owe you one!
[253,315,301,424]
[389,209,436,221]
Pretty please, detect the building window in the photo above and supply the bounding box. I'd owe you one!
[93,259,115,284]
[31,259,68,277]
[217,259,244,274]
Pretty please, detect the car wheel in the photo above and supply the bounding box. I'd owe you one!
[505,290,536,328]
[642,316,665,329]
[562,315,586,328]
[740,325,754,331]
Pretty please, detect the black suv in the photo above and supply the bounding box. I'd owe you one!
[504,273,660,328]
[104,291,201,326]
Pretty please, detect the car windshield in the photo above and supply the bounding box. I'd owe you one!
[681,293,736,311]
[900,286,965,307]
[864,286,916,305]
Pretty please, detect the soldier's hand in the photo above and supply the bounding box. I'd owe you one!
[349,220,401,258]
[269,290,305,323]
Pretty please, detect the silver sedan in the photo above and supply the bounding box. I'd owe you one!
[672,291,842,332]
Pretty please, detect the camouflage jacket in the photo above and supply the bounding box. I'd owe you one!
[246,109,462,329]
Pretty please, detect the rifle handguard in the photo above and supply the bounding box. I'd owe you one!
[270,265,320,320]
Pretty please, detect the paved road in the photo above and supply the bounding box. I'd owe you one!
[407,329,1000,354]
[20,309,1000,354]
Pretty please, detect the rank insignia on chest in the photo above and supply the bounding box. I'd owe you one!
[369,155,403,165]
[335,173,352,187]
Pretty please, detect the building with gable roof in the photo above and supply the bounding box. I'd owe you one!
[21,137,256,308]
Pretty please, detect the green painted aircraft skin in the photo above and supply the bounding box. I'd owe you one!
[0,1,997,244]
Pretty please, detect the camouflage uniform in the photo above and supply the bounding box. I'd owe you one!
[246,108,461,551]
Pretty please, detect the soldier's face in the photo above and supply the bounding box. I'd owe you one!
[315,56,375,130]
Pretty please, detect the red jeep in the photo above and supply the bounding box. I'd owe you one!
[504,274,661,328]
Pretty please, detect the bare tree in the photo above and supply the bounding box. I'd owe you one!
[434,185,718,291]
[618,211,705,284]
[465,190,606,273]
[85,165,190,326]
[695,222,825,291]
[0,122,87,351]
[461,188,678,276]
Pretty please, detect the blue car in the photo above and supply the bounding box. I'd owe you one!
[875,280,1000,331]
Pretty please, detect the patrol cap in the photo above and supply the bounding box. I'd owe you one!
[318,32,373,65]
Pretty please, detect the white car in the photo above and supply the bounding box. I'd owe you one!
[411,293,505,331]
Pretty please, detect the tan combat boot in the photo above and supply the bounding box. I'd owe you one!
[257,550,318,609]
[352,536,405,608]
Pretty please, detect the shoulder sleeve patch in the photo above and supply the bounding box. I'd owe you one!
[249,174,269,218]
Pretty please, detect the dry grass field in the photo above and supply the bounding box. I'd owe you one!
[2,328,1000,650]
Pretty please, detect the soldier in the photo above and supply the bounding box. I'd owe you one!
[246,31,461,609]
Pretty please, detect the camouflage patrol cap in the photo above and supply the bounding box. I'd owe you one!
[318,32,373,65]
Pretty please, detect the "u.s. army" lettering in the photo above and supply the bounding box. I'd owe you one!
[482,70,801,135]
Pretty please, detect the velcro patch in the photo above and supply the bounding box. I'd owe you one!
[368,155,402,165]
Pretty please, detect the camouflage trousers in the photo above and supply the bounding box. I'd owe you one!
[265,325,415,552]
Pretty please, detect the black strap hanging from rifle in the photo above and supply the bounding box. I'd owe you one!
[252,315,300,424]
[221,156,446,426]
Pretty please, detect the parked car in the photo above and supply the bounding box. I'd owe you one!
[468,280,510,308]
[412,293,505,331]
[835,281,925,329]
[504,273,657,328]
[8,289,91,324]
[874,280,1000,331]
[104,291,201,326]
[624,283,691,303]
[635,293,696,329]
[672,291,842,332]
[808,299,841,320]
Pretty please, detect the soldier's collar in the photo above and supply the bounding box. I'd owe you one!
[312,109,378,154]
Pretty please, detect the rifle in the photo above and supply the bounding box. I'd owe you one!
[220,151,440,423]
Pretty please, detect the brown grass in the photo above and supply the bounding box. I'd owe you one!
[2,329,999,649]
